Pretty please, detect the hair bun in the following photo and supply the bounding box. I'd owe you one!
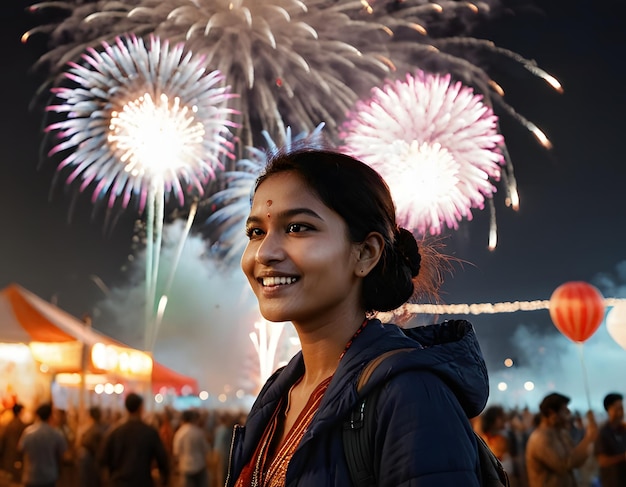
[396,227,421,277]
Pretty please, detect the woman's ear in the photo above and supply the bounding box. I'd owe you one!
[355,232,384,276]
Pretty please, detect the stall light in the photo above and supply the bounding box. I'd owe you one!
[40,364,49,373]
[218,393,227,403]
[497,382,508,391]
[55,373,114,388]
[94,384,104,394]
[113,383,125,394]
[524,381,535,391]
[236,389,245,399]
[104,383,115,395]
[30,341,82,370]
[91,343,152,377]
[0,343,32,363]
[154,394,164,404]
[199,391,209,401]
[55,373,82,385]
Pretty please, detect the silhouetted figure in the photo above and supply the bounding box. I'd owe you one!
[99,393,169,487]
[594,392,626,487]
[77,406,107,487]
[0,403,27,486]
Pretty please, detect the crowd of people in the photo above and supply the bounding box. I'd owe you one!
[476,392,626,487]
[0,388,623,487]
[0,395,248,487]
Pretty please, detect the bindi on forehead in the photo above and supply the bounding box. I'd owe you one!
[266,200,272,207]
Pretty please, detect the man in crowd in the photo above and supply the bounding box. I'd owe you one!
[594,392,626,487]
[525,392,598,487]
[173,409,210,487]
[99,392,170,487]
[17,403,68,487]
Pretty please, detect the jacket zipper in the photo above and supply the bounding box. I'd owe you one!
[225,424,242,487]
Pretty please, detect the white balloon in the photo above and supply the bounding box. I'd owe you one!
[606,302,626,351]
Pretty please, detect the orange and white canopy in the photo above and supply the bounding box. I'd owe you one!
[0,284,198,393]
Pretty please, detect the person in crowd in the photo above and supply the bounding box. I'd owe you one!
[507,410,531,487]
[594,392,626,487]
[480,404,513,473]
[212,411,238,487]
[0,403,28,486]
[225,147,489,486]
[157,408,175,467]
[526,392,598,487]
[76,406,107,487]
[99,392,170,487]
[53,408,76,487]
[17,403,68,487]
[173,409,210,487]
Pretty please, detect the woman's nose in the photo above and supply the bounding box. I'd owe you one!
[255,230,285,264]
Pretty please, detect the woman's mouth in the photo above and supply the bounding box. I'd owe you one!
[260,276,298,287]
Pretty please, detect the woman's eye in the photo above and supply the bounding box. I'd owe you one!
[287,223,309,233]
[245,227,264,238]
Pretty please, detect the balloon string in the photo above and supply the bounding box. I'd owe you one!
[576,343,592,410]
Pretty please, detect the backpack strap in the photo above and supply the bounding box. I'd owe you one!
[343,348,412,487]
[342,385,381,487]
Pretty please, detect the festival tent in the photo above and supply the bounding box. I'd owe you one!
[0,283,198,395]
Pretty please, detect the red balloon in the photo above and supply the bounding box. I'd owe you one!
[549,281,605,343]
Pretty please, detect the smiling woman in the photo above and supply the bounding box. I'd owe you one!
[227,147,491,487]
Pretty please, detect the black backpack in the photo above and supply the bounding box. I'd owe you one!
[342,348,510,487]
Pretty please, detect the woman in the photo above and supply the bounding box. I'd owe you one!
[227,147,489,486]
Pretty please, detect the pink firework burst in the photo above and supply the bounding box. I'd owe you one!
[340,70,504,237]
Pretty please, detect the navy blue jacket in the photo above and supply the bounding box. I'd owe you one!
[226,319,489,487]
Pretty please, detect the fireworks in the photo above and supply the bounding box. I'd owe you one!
[340,70,504,237]
[45,34,238,211]
[25,0,564,250]
[27,0,393,147]
[27,1,560,148]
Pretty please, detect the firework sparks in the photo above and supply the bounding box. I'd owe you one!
[26,1,563,248]
[205,123,326,265]
[340,70,504,237]
[28,0,392,148]
[46,34,238,211]
[26,1,560,151]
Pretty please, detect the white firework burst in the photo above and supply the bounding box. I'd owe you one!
[45,34,238,211]
[340,70,504,237]
[205,123,326,265]
[27,0,392,148]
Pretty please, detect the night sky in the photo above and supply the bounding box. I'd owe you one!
[1,0,625,402]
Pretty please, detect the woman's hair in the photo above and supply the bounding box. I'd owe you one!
[254,147,442,312]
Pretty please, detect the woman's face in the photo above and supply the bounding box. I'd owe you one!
[241,171,362,325]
